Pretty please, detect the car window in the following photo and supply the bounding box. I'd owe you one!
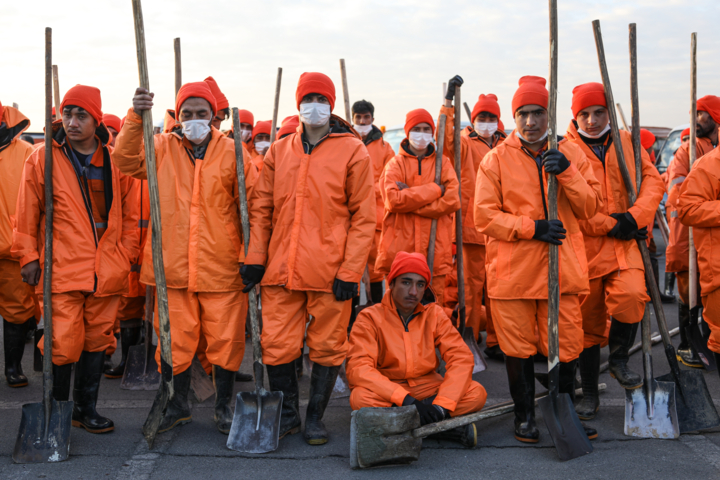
[657,130,682,173]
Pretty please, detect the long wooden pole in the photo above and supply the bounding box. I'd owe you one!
[688,32,698,310]
[463,102,473,124]
[174,38,181,98]
[453,85,465,335]
[340,59,351,123]
[269,68,282,144]
[426,115,447,280]
[616,103,630,131]
[52,65,61,118]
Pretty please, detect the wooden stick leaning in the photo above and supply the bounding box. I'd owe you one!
[174,38,181,97]
[340,59,351,123]
[425,115,447,281]
[463,102,473,124]
[616,103,631,131]
[688,33,698,310]
[269,68,282,144]
[453,85,466,335]
[52,65,60,118]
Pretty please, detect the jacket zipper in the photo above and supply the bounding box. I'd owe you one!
[520,146,548,220]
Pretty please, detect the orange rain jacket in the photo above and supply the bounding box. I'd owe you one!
[1,106,33,261]
[12,122,138,295]
[666,134,717,272]
[113,108,257,292]
[474,132,602,299]
[346,289,473,411]
[363,126,396,231]
[375,140,460,277]
[125,178,150,298]
[565,122,664,279]
[246,116,376,291]
[440,105,506,245]
[677,147,720,295]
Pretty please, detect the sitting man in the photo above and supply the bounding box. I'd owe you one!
[346,251,487,447]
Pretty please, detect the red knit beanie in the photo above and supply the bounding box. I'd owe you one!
[697,95,720,124]
[640,129,656,150]
[681,128,690,138]
[252,121,272,140]
[511,76,548,114]
[175,82,217,118]
[295,72,336,111]
[471,94,501,123]
[61,85,103,124]
[387,251,432,284]
[278,115,300,138]
[571,82,607,118]
[404,109,435,137]
[102,114,122,133]
[238,109,254,126]
[204,76,229,111]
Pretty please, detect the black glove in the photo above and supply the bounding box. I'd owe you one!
[445,75,464,101]
[240,265,265,293]
[542,149,570,175]
[533,219,566,246]
[635,226,649,241]
[608,213,640,241]
[402,395,447,426]
[332,278,358,301]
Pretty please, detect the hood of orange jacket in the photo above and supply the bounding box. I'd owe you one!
[474,130,603,299]
[565,121,664,279]
[245,115,376,291]
[363,125,396,231]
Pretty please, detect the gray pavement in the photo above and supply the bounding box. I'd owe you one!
[2,230,720,479]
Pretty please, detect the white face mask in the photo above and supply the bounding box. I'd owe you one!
[299,102,331,127]
[474,121,498,137]
[409,132,434,151]
[254,140,270,154]
[354,124,373,136]
[240,128,252,143]
[516,129,548,143]
[578,122,611,139]
[182,119,211,144]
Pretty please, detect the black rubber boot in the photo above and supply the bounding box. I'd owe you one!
[235,371,253,382]
[157,368,192,433]
[52,363,73,402]
[213,366,235,434]
[72,351,115,433]
[664,272,676,298]
[677,301,703,368]
[34,328,44,372]
[428,424,477,448]
[575,345,600,420]
[559,360,597,440]
[267,360,301,439]
[347,296,360,333]
[484,344,505,361]
[304,363,340,445]
[4,318,30,387]
[715,353,720,382]
[505,356,539,443]
[370,281,384,305]
[607,318,643,389]
[104,325,142,379]
[103,354,113,375]
[295,348,304,379]
[25,318,36,344]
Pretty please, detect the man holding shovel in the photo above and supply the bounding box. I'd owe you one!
[564,82,664,420]
[474,76,602,443]
[242,72,375,445]
[347,251,486,447]
[12,85,139,433]
[113,81,257,435]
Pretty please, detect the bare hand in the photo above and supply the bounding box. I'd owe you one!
[396,181,409,190]
[21,260,41,287]
[133,87,155,115]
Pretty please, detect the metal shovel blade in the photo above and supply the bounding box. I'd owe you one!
[190,357,215,404]
[13,399,73,463]
[226,390,283,453]
[331,364,351,399]
[351,406,422,469]
[657,369,720,433]
[687,316,717,371]
[121,343,160,390]
[463,327,488,374]
[538,392,593,461]
[624,379,679,439]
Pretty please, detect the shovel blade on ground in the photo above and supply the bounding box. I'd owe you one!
[226,390,283,454]
[13,399,73,463]
[657,370,720,433]
[624,380,679,439]
[121,343,160,390]
[190,357,215,404]
[350,406,422,469]
[538,393,593,461]
[687,321,717,371]
[463,327,488,374]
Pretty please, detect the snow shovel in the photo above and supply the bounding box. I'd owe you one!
[13,28,73,463]
[121,286,160,390]
[227,108,283,454]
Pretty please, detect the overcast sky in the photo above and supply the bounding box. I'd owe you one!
[2,0,719,134]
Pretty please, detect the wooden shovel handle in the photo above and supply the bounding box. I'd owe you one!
[426,115,447,282]
[270,68,282,144]
[43,27,54,419]
[453,86,466,334]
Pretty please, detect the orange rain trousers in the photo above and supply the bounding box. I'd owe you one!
[350,372,487,417]
[39,293,120,365]
[260,286,352,367]
[485,295,498,348]
[462,243,486,340]
[492,295,584,362]
[579,269,648,349]
[0,259,39,324]
[153,288,247,375]
[703,290,720,354]
[366,230,383,283]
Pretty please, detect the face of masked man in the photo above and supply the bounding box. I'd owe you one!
[299,94,332,128]
[179,97,214,145]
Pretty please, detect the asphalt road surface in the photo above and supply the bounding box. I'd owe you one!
[2,229,720,479]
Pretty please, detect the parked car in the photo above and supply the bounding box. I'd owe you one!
[656,124,689,175]
[641,126,671,161]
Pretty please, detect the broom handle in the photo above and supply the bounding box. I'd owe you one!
[426,115,447,281]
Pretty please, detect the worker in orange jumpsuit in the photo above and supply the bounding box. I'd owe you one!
[666,95,720,367]
[114,81,256,435]
[249,121,271,172]
[277,115,299,140]
[440,76,508,360]
[103,114,122,148]
[351,99,395,305]
[678,146,720,373]
[347,251,486,447]
[375,109,460,306]
[204,76,230,131]
[242,72,376,445]
[0,101,38,388]
[564,83,664,420]
[474,76,602,443]
[13,85,139,433]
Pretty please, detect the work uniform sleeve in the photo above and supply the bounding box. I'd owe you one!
[414,157,461,219]
[112,108,162,180]
[346,313,410,406]
[118,171,141,262]
[678,165,720,228]
[433,305,474,412]
[382,157,443,213]
[245,143,276,266]
[627,148,664,228]
[11,149,44,267]
[555,147,602,221]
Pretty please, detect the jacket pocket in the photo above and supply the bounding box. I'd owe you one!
[496,240,514,280]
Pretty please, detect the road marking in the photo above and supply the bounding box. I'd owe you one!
[680,435,720,472]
